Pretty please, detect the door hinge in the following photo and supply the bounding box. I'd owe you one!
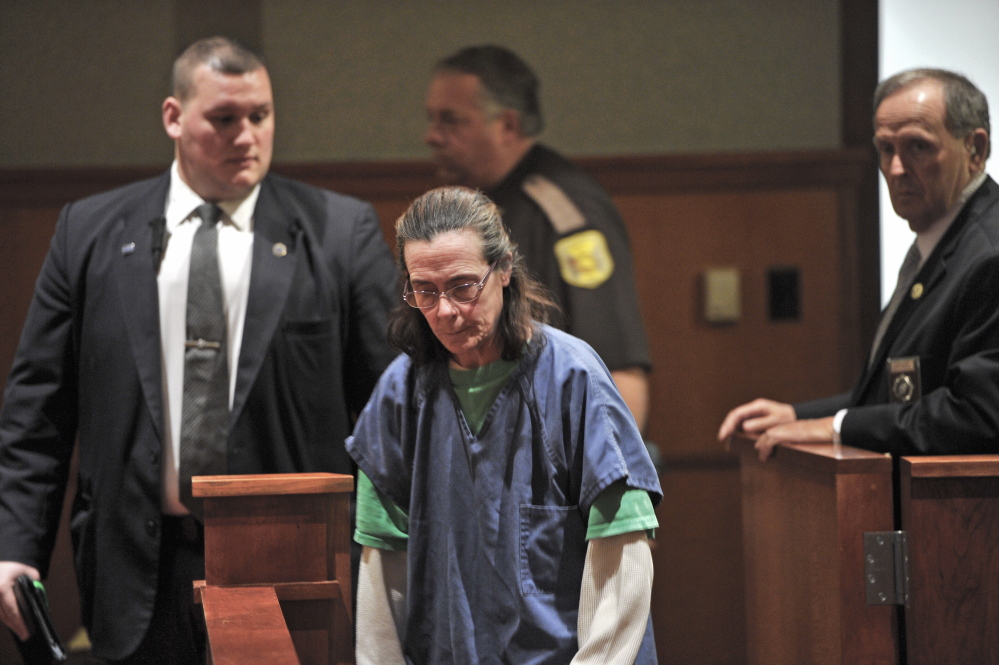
[864,530,909,606]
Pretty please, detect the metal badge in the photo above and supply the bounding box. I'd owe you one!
[272,242,288,257]
[910,282,924,299]
[887,356,921,403]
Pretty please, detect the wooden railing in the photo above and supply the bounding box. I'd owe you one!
[733,436,999,664]
[192,473,354,665]
[200,586,299,665]
[733,437,896,665]
[899,456,999,663]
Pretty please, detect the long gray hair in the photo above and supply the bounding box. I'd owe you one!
[387,187,557,366]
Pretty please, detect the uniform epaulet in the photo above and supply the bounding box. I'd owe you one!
[523,174,615,289]
[521,174,586,235]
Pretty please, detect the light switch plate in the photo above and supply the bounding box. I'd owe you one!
[703,267,741,323]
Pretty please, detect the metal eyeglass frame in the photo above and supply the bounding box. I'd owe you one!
[403,261,498,309]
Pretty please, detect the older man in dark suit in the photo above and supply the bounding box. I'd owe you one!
[0,37,396,663]
[719,68,999,461]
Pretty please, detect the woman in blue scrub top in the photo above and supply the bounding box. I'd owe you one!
[348,186,662,665]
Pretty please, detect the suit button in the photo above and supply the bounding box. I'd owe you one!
[146,519,157,537]
[150,451,159,465]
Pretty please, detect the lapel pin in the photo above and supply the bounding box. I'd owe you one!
[121,242,136,255]
[910,283,924,299]
[272,242,288,257]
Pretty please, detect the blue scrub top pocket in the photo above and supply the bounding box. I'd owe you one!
[519,504,586,596]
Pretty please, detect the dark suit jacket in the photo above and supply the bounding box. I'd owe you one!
[0,171,398,659]
[796,176,999,456]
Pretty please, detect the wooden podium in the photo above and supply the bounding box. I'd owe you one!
[192,473,354,665]
[734,436,999,664]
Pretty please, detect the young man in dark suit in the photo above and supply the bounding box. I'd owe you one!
[719,68,999,460]
[0,37,397,663]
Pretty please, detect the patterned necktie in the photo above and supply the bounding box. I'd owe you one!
[868,242,921,367]
[179,203,229,517]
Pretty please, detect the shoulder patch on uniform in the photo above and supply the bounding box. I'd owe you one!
[554,230,614,289]
[521,174,586,235]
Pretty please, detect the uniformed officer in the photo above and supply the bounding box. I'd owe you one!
[424,44,653,430]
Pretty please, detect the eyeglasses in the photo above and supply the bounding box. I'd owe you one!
[426,113,474,136]
[403,262,497,309]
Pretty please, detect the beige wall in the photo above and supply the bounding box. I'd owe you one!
[0,0,840,167]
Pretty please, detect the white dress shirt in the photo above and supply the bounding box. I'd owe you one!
[158,162,258,515]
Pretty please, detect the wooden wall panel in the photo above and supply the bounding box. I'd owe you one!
[654,467,746,664]
[0,207,60,383]
[620,187,853,458]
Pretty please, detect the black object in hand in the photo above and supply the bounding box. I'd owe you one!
[13,575,67,662]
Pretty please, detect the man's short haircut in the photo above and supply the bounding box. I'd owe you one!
[874,68,991,158]
[172,36,265,102]
[435,45,544,137]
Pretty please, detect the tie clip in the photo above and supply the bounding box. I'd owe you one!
[185,339,221,350]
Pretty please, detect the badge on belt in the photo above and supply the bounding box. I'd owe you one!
[886,356,921,403]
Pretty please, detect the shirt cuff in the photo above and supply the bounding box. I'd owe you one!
[832,408,847,446]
